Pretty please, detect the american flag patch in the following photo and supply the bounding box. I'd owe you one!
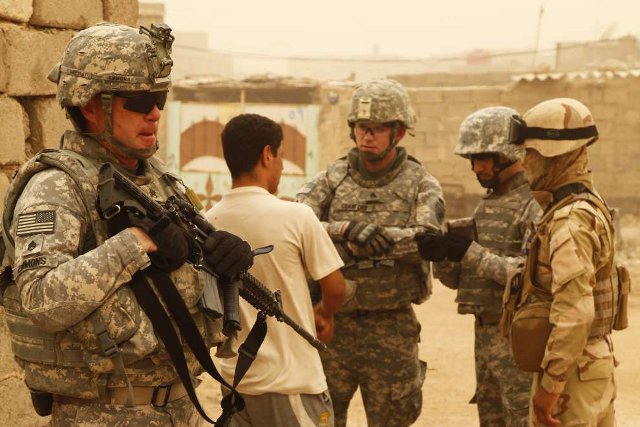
[16,211,56,236]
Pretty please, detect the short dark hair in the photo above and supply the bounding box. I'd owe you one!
[221,114,283,178]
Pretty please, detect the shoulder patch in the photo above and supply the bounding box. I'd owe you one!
[16,211,56,236]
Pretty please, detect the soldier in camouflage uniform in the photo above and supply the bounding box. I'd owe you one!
[1,23,252,425]
[417,107,540,427]
[508,99,617,426]
[296,78,444,427]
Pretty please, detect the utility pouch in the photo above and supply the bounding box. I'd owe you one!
[509,300,552,372]
[30,389,53,416]
[613,265,631,331]
[500,270,522,338]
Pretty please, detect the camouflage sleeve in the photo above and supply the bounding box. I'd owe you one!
[459,197,541,287]
[12,169,151,332]
[295,170,333,233]
[433,260,461,289]
[539,207,600,394]
[376,172,445,262]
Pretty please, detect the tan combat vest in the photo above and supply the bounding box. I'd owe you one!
[521,191,618,339]
[1,145,213,398]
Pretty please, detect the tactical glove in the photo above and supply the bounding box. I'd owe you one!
[341,221,393,255]
[204,230,253,278]
[363,227,394,256]
[442,232,472,262]
[138,216,192,272]
[415,230,447,262]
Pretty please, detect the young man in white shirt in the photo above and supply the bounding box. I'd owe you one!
[206,113,346,427]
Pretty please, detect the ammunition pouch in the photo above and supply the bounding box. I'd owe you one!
[613,265,631,331]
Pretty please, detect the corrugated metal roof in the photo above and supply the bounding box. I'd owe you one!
[512,69,640,82]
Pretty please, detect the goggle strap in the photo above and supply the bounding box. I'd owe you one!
[522,125,598,141]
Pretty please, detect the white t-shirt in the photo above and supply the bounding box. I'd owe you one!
[205,186,344,395]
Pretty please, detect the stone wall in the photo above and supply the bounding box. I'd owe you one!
[0,1,138,424]
[318,75,640,218]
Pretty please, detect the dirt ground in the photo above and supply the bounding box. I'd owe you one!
[199,217,640,426]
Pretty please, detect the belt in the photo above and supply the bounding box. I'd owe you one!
[475,313,502,326]
[54,381,188,408]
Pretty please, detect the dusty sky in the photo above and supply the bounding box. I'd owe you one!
[156,0,638,58]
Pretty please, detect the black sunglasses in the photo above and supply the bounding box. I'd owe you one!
[115,91,168,114]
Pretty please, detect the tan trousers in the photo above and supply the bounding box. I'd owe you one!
[530,355,616,427]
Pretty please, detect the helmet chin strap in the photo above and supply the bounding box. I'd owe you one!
[96,93,158,161]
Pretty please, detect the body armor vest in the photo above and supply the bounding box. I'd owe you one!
[457,175,535,315]
[522,191,617,339]
[1,142,211,398]
[325,156,429,311]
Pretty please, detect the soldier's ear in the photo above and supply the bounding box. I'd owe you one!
[79,95,104,131]
[395,127,406,141]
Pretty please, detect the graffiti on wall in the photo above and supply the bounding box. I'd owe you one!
[166,102,320,211]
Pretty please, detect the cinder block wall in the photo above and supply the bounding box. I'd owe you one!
[0,1,138,424]
[317,76,640,218]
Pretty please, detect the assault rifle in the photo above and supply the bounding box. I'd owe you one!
[96,163,326,351]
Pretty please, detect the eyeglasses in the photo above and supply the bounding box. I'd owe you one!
[354,122,393,136]
[115,91,168,114]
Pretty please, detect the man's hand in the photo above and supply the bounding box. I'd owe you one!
[129,216,191,272]
[442,232,472,262]
[341,221,393,256]
[313,303,335,344]
[532,387,561,427]
[204,230,253,278]
[415,231,446,262]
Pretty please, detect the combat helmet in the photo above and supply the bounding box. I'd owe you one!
[48,22,174,158]
[347,78,416,128]
[455,106,523,162]
[509,98,598,157]
[347,79,416,161]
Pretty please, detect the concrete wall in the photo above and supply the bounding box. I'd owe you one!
[316,76,640,218]
[0,2,138,424]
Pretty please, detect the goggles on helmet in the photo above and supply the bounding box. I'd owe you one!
[508,114,598,146]
[115,90,168,114]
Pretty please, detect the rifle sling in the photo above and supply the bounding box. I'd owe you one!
[144,266,267,425]
[129,271,218,424]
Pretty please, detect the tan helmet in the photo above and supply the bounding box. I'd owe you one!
[509,98,598,157]
[455,106,523,162]
[48,22,174,108]
[347,78,416,128]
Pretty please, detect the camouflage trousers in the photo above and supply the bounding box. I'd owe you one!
[530,339,616,427]
[475,319,530,427]
[320,307,426,427]
[48,394,202,426]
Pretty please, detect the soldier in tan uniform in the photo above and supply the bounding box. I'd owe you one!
[508,98,617,426]
[1,23,253,425]
[418,107,540,427]
[296,79,444,427]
